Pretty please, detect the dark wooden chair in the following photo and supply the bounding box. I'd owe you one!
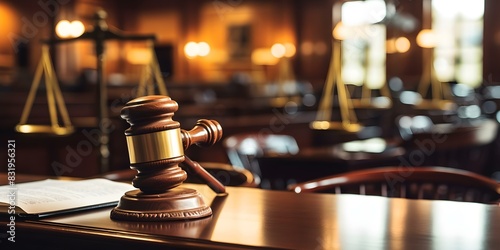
[223,133,299,181]
[398,118,498,175]
[254,137,406,190]
[289,166,500,204]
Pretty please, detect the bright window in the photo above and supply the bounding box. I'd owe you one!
[338,0,386,90]
[432,0,484,88]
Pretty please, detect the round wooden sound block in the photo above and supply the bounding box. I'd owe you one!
[110,187,212,221]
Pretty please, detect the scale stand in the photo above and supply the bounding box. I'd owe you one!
[311,40,363,133]
[16,45,74,136]
[33,9,162,173]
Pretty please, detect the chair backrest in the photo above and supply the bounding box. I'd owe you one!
[223,133,299,177]
[289,166,500,204]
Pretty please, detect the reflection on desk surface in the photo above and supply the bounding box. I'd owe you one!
[6,183,500,250]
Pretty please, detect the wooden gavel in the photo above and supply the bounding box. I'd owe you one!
[111,95,225,221]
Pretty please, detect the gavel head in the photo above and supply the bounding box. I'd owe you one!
[120,95,222,194]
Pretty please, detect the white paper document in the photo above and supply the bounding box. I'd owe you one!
[0,178,134,217]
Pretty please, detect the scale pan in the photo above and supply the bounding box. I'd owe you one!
[15,124,74,136]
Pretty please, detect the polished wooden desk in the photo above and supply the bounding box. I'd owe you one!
[1,176,500,249]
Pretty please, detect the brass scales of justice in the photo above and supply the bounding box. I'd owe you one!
[15,9,167,173]
[310,40,365,133]
[15,10,227,221]
[311,20,396,135]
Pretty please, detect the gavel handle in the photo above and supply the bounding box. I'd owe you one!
[182,156,226,194]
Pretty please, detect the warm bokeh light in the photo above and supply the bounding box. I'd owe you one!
[386,39,396,54]
[416,29,437,48]
[184,41,199,58]
[0,4,18,46]
[55,20,72,38]
[271,43,286,58]
[284,43,296,58]
[197,42,211,57]
[56,20,85,38]
[332,22,349,40]
[69,20,85,38]
[184,41,211,58]
[300,41,314,56]
[395,37,411,53]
